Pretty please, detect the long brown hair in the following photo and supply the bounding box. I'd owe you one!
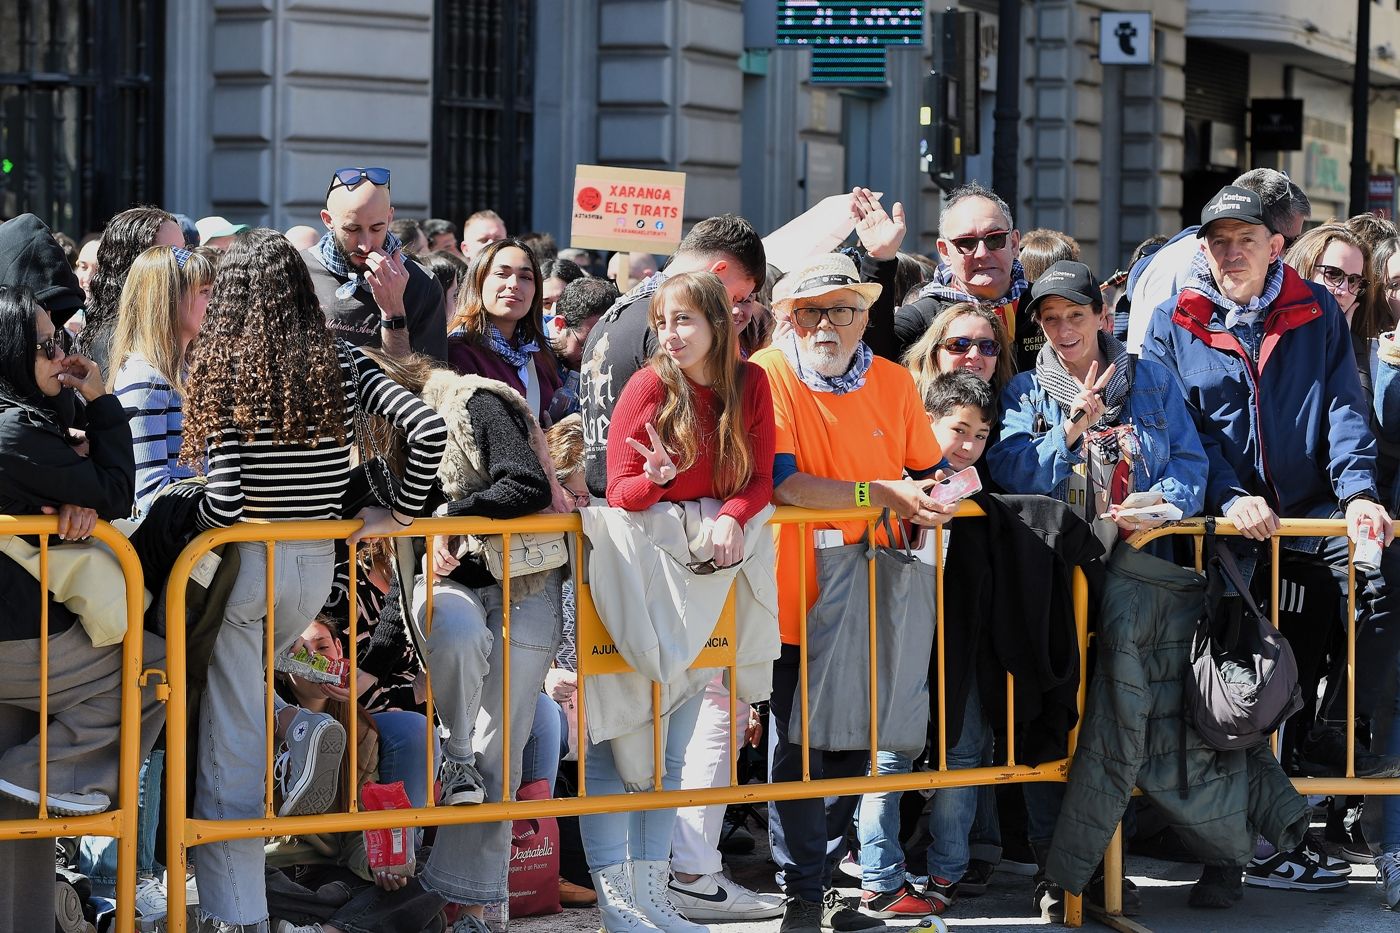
[448,237,545,348]
[903,301,1015,396]
[648,272,752,499]
[1284,223,1378,338]
[180,228,349,464]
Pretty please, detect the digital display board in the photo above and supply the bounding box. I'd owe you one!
[776,2,925,47]
[810,47,888,85]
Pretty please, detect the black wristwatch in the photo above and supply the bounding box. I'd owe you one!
[380,315,407,330]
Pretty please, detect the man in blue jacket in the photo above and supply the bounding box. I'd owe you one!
[1141,183,1399,889]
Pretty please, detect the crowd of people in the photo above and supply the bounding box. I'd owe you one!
[1,161,1400,933]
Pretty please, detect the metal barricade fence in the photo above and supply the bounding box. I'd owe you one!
[160,504,1094,931]
[0,516,153,933]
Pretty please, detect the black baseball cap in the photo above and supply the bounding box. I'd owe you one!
[1198,185,1268,236]
[1024,260,1101,318]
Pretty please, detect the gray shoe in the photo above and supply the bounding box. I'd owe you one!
[275,709,346,816]
[438,753,486,806]
[0,778,109,816]
[820,888,884,931]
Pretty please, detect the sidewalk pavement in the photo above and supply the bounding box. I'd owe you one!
[515,824,1392,932]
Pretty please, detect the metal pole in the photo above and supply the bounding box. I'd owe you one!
[1350,0,1371,217]
[993,0,1023,210]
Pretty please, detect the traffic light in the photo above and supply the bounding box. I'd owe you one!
[922,9,980,190]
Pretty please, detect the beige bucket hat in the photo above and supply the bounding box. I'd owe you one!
[771,253,883,313]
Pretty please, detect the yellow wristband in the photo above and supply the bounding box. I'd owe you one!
[855,481,871,508]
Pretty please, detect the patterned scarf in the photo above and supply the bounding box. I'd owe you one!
[918,259,1031,310]
[316,229,404,300]
[1183,251,1285,331]
[1035,330,1134,438]
[485,324,539,370]
[602,271,670,321]
[778,334,873,396]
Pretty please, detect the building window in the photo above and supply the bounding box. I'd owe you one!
[0,0,164,236]
[432,0,535,234]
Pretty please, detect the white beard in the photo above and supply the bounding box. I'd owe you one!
[797,337,857,377]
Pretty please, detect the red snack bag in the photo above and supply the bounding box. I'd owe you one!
[361,781,415,877]
[326,657,350,689]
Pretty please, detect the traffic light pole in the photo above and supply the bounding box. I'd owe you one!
[1349,0,1371,217]
[993,0,1022,212]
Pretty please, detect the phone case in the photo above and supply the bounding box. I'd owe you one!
[929,466,983,506]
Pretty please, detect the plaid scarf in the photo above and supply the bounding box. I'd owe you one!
[918,259,1030,309]
[486,324,538,370]
[601,271,670,321]
[1035,330,1134,442]
[316,229,403,300]
[778,334,873,396]
[1183,251,1285,331]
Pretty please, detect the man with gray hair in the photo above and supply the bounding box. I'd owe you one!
[1125,168,1310,353]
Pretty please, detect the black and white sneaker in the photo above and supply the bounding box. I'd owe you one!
[1244,846,1349,891]
[668,871,784,921]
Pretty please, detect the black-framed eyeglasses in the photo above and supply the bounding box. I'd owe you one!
[939,336,1001,357]
[792,305,859,328]
[36,334,64,361]
[1316,263,1368,295]
[566,490,591,508]
[326,166,391,198]
[946,230,1011,255]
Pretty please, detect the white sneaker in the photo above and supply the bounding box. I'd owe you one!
[631,859,708,932]
[0,778,109,816]
[272,922,324,933]
[1244,846,1348,891]
[668,871,784,921]
[1377,851,1400,910]
[134,876,168,921]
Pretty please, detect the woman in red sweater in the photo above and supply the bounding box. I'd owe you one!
[584,271,775,933]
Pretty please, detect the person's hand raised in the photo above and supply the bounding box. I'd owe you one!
[1064,360,1116,445]
[851,187,906,261]
[365,247,409,317]
[626,423,679,485]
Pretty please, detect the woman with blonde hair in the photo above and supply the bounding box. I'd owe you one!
[1285,223,1376,338]
[109,245,215,515]
[903,301,1015,398]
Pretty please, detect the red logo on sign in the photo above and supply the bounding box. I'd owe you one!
[576,187,602,212]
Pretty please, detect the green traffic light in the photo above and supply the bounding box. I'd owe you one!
[0,158,12,174]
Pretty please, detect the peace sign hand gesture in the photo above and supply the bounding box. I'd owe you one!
[1064,360,1116,445]
[626,422,679,486]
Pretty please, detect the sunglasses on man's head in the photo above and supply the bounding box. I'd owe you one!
[946,230,1011,255]
[326,166,391,198]
[939,336,1001,357]
[1316,264,1368,295]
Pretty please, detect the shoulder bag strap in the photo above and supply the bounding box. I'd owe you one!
[525,355,543,422]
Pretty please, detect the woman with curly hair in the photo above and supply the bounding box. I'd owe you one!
[448,237,563,426]
[108,245,215,515]
[77,206,183,369]
[178,228,448,932]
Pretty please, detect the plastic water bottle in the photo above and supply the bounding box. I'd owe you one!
[481,899,509,932]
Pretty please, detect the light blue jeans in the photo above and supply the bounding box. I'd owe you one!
[373,709,437,810]
[410,574,564,905]
[193,539,336,931]
[78,750,164,895]
[521,692,566,792]
[580,689,705,870]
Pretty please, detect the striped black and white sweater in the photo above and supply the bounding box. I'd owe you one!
[195,342,448,529]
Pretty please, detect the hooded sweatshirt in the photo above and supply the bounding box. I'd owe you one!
[0,214,85,326]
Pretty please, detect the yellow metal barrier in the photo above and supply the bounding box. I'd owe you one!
[161,504,1093,931]
[0,516,151,933]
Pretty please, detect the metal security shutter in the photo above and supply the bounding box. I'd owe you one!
[1185,37,1249,126]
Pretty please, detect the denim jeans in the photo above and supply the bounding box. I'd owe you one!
[78,750,165,895]
[410,573,563,905]
[373,709,437,810]
[856,749,914,892]
[924,676,993,884]
[193,539,336,930]
[521,692,567,792]
[768,644,870,902]
[326,876,448,933]
[579,688,705,869]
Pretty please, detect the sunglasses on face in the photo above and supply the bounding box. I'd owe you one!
[36,334,64,361]
[939,336,1001,357]
[792,305,859,328]
[325,166,391,198]
[946,230,1011,255]
[1316,263,1368,295]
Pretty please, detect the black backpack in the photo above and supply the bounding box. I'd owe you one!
[1182,519,1303,754]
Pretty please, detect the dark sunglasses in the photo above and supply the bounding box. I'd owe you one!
[1316,264,1368,295]
[792,305,859,328]
[939,336,1001,357]
[686,559,720,575]
[946,230,1011,255]
[36,333,65,361]
[326,166,391,198]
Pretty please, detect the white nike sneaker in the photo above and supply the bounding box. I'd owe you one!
[667,871,785,921]
[1243,846,1348,891]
